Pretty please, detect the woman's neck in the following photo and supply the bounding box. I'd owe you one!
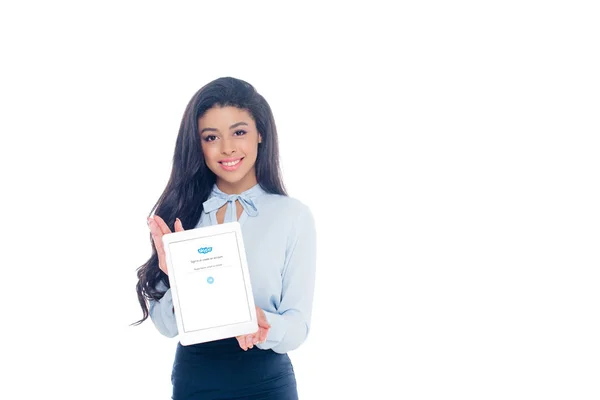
[216,175,258,195]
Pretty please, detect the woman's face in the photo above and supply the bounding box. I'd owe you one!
[198,106,262,194]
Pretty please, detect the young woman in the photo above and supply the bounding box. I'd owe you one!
[134,77,317,399]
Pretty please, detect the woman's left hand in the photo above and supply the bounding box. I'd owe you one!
[236,306,271,351]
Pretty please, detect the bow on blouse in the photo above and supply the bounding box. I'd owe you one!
[202,192,259,223]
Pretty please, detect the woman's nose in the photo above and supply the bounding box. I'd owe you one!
[220,138,236,154]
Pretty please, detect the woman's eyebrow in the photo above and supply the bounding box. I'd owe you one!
[200,121,248,135]
[199,127,217,134]
[229,121,248,129]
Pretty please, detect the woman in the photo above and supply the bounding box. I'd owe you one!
[134,77,317,399]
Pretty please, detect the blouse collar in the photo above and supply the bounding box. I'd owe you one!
[202,183,266,222]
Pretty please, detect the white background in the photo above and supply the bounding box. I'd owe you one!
[1,1,599,399]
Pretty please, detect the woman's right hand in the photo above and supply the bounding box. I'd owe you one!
[148,215,185,275]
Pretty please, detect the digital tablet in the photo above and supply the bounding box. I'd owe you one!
[161,221,258,346]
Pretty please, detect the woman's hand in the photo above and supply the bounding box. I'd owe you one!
[148,215,184,275]
[236,306,271,351]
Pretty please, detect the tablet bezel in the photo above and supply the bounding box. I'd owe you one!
[161,221,257,346]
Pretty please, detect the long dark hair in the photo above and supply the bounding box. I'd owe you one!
[133,77,287,325]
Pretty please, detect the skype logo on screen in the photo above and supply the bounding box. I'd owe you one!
[198,246,213,254]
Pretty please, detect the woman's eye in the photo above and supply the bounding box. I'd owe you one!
[204,135,217,142]
[234,130,247,136]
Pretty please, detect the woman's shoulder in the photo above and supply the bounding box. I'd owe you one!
[257,193,314,232]
[258,193,315,239]
[260,192,312,217]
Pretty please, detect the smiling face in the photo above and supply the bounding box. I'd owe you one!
[198,106,262,194]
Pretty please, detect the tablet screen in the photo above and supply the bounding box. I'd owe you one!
[167,231,252,333]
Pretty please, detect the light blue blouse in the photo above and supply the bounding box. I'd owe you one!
[148,183,317,354]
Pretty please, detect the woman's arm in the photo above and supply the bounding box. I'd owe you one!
[148,280,179,338]
[257,205,317,354]
[147,215,182,338]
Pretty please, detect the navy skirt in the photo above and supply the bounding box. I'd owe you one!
[171,337,298,400]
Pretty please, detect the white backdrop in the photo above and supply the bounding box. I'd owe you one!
[1,1,599,399]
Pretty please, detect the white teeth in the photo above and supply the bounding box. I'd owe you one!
[222,159,240,167]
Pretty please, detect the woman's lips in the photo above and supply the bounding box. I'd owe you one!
[219,157,243,171]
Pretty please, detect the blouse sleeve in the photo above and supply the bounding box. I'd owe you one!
[148,280,179,338]
[257,204,317,354]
